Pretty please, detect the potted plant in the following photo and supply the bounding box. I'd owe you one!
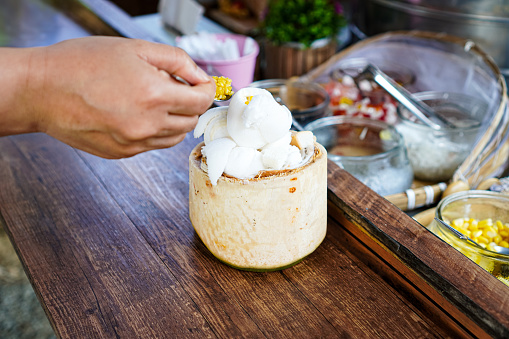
[260,0,346,79]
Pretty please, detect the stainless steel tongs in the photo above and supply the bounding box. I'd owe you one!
[352,64,455,130]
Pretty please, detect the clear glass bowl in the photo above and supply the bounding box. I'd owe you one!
[305,116,413,196]
[249,79,330,126]
[396,91,487,182]
[428,190,509,286]
[325,57,416,125]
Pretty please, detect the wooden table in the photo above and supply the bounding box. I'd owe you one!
[1,132,508,338]
[1,1,509,338]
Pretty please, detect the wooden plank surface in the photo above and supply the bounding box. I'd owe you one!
[78,135,445,338]
[327,163,509,338]
[0,134,216,338]
[0,132,468,338]
[1,2,507,337]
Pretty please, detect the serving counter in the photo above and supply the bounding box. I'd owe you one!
[0,1,508,338]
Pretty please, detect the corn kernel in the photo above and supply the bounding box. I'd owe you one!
[487,242,498,252]
[452,219,464,228]
[483,226,497,239]
[477,236,489,244]
[213,76,234,100]
[478,218,492,227]
[450,217,509,251]
[478,219,488,227]
[499,240,509,248]
[472,230,483,239]
[468,223,478,231]
[494,235,503,244]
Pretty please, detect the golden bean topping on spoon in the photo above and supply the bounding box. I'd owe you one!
[213,76,234,101]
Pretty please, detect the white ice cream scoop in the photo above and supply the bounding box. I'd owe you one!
[227,88,292,149]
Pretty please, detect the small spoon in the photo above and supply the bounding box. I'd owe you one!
[171,74,232,102]
[214,94,233,102]
[434,218,509,255]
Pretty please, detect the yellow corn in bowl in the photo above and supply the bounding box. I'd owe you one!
[429,190,509,286]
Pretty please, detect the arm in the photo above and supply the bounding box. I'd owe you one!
[0,36,216,158]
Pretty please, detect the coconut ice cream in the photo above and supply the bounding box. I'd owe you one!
[189,87,327,271]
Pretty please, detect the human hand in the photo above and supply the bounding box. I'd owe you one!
[8,36,216,158]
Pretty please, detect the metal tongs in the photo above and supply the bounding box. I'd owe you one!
[434,218,509,255]
[356,64,455,130]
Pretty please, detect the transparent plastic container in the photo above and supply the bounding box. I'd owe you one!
[396,91,487,182]
[305,116,413,196]
[428,190,509,286]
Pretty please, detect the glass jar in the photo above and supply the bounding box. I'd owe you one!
[305,116,413,196]
[396,91,487,182]
[428,190,509,286]
[249,79,330,126]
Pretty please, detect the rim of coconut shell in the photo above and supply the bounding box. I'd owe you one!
[190,141,325,184]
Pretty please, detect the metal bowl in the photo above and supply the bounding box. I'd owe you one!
[350,0,509,77]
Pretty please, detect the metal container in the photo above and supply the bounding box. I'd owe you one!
[350,0,509,77]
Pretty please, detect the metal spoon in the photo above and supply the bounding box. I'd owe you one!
[355,64,454,130]
[213,94,232,102]
[434,218,509,255]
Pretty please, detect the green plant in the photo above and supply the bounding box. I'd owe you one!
[261,0,346,48]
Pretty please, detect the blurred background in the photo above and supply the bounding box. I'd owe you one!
[107,0,509,79]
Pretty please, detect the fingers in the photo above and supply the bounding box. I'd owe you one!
[111,112,198,144]
[157,80,215,115]
[158,113,199,137]
[136,40,211,85]
[39,37,215,159]
[137,44,215,116]
[103,133,188,158]
[60,130,190,159]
